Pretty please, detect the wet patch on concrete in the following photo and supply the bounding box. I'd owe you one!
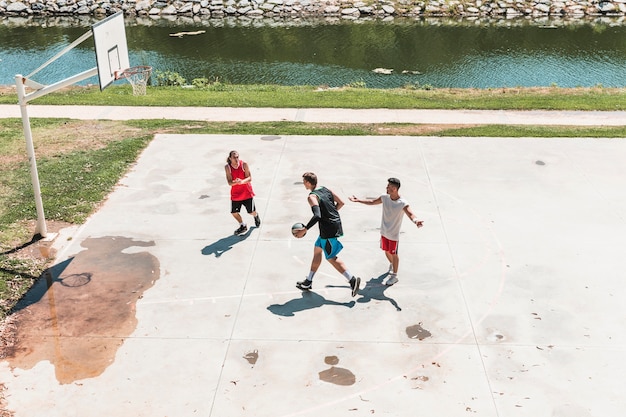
[260,135,281,141]
[406,323,432,340]
[319,356,355,386]
[243,350,259,366]
[324,355,339,365]
[0,236,159,384]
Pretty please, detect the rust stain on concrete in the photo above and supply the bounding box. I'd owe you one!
[0,236,159,384]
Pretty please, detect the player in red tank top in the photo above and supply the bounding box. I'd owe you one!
[225,150,261,235]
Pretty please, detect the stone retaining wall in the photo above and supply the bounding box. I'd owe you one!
[2,0,626,19]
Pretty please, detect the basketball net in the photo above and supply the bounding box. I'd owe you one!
[118,65,152,96]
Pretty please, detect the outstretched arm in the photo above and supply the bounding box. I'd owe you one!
[403,205,424,228]
[349,195,382,205]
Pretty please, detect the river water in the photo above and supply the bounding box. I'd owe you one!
[1,16,626,88]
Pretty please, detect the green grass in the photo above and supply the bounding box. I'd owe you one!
[59,138,149,219]
[125,119,385,136]
[123,119,626,137]
[430,124,626,137]
[2,84,626,110]
[0,256,42,314]
[7,137,152,225]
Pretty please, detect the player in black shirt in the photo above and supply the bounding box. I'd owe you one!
[294,172,361,297]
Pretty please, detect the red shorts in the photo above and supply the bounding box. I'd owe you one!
[380,236,399,254]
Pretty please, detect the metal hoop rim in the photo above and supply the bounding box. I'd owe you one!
[118,65,152,79]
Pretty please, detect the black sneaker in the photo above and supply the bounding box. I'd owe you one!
[296,279,312,290]
[254,215,261,227]
[349,277,361,297]
[234,224,248,235]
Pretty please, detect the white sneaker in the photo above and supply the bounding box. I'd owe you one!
[386,275,399,286]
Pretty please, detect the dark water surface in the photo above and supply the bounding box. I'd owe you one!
[2,17,626,88]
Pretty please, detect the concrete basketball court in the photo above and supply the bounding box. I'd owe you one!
[2,133,626,417]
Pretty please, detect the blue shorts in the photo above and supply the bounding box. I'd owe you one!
[315,236,343,260]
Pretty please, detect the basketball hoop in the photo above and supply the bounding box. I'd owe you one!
[117,65,152,96]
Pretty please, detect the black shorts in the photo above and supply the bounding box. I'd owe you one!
[231,198,256,214]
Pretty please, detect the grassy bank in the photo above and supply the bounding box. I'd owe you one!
[1,84,626,110]
[1,85,626,321]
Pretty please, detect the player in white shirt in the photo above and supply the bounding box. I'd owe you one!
[349,177,423,286]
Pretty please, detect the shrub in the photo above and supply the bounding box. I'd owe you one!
[192,77,210,88]
[153,70,186,87]
[192,76,228,91]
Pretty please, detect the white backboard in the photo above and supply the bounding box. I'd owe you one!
[92,11,130,91]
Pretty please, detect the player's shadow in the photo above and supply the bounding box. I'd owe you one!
[201,227,255,257]
[324,274,401,311]
[356,273,402,311]
[267,291,356,317]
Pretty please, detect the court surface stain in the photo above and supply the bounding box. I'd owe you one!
[0,236,159,384]
[406,323,432,340]
[319,356,356,386]
[243,350,259,366]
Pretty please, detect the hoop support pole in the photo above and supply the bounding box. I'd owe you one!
[21,67,98,103]
[15,74,47,238]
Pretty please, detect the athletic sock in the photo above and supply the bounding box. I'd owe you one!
[307,271,315,281]
[342,270,353,281]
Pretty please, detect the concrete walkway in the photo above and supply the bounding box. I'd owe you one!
[1,103,626,125]
[1,105,625,417]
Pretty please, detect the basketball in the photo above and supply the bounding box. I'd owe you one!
[291,222,306,238]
